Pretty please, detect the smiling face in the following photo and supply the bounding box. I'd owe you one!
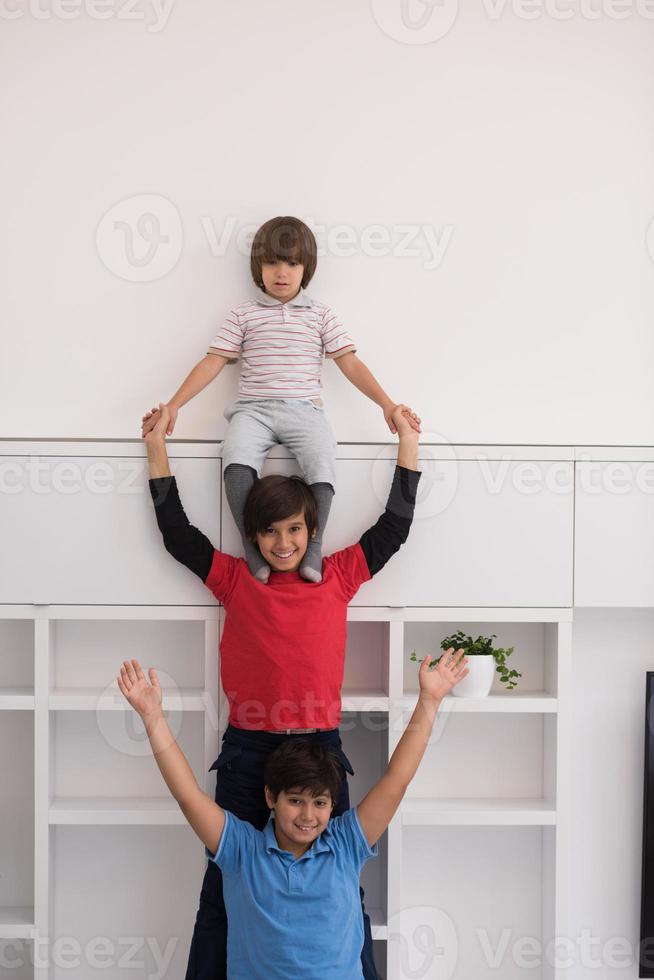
[260,257,305,304]
[254,510,309,573]
[265,785,333,856]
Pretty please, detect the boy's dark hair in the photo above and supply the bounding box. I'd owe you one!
[264,739,343,804]
[250,216,318,290]
[243,474,318,541]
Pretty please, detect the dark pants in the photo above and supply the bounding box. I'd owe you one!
[184,725,381,980]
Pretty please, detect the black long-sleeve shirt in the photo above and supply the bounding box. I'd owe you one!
[149,464,421,583]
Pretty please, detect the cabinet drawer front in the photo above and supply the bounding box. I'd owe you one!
[0,455,221,604]
[221,456,574,607]
[575,461,654,606]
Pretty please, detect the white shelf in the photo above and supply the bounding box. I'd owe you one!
[0,906,35,939]
[347,607,573,622]
[46,605,221,621]
[402,798,557,826]
[49,797,186,825]
[341,691,389,712]
[0,688,34,710]
[49,687,206,711]
[398,693,558,713]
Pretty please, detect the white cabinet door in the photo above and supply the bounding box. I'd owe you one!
[0,454,221,604]
[222,454,574,607]
[575,461,654,606]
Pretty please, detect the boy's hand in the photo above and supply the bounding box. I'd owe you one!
[142,403,178,437]
[419,647,468,702]
[385,403,421,435]
[142,403,172,444]
[117,659,163,720]
[390,404,421,438]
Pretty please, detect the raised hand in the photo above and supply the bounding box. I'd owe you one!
[117,659,163,719]
[387,403,421,436]
[142,403,172,444]
[419,647,468,701]
[142,403,178,438]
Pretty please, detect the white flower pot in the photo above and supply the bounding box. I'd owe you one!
[451,654,496,698]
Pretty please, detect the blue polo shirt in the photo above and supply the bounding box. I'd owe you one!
[212,806,378,979]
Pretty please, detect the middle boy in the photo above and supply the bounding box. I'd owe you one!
[144,402,421,980]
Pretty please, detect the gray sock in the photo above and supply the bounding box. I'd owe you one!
[224,463,270,582]
[300,482,334,583]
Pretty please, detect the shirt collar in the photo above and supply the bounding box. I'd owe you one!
[253,286,313,309]
[263,814,334,859]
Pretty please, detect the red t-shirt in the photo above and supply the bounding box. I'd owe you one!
[205,542,371,731]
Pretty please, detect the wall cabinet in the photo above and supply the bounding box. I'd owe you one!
[221,446,575,608]
[574,450,654,607]
[0,447,220,605]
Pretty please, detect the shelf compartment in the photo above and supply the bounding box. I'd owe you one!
[0,937,34,980]
[0,620,34,701]
[397,826,549,979]
[403,712,546,802]
[403,621,555,698]
[343,622,390,698]
[402,798,556,826]
[0,713,34,915]
[53,825,204,977]
[51,709,204,800]
[0,907,34,939]
[51,618,206,693]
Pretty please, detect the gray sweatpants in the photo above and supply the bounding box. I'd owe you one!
[221,398,337,486]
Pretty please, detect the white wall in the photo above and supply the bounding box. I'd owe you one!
[571,609,654,979]
[2,1,654,443]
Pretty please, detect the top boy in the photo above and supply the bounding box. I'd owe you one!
[142,215,420,583]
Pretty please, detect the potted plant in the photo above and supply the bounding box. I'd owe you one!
[410,630,521,698]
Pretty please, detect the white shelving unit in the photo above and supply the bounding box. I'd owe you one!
[0,605,220,980]
[0,603,571,980]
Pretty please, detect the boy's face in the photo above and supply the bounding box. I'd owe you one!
[261,257,304,304]
[255,511,309,573]
[265,786,334,855]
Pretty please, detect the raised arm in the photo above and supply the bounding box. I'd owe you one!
[334,352,421,434]
[358,406,421,576]
[117,659,225,854]
[144,405,215,581]
[142,353,228,437]
[357,649,468,847]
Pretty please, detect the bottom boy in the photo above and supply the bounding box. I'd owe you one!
[117,648,469,980]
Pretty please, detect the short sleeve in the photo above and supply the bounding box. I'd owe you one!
[208,309,244,360]
[319,305,356,360]
[212,811,255,876]
[328,807,378,870]
[205,550,242,605]
[324,542,371,602]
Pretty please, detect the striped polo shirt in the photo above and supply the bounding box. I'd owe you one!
[207,287,356,399]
